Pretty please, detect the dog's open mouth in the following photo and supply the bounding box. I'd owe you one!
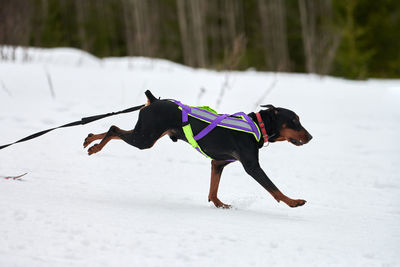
[289,138,305,146]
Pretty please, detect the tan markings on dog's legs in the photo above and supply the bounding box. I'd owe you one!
[87,136,121,155]
[270,190,306,208]
[83,133,107,148]
[208,160,231,209]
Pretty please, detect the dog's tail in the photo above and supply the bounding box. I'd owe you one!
[145,90,158,105]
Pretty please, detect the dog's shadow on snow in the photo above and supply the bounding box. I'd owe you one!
[89,194,308,222]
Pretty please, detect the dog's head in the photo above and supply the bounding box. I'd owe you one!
[260,105,312,146]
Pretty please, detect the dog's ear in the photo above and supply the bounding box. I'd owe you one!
[261,104,278,115]
[261,104,275,109]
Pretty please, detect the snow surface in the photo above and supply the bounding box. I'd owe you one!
[0,47,399,266]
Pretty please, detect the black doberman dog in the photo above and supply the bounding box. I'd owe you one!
[84,90,312,209]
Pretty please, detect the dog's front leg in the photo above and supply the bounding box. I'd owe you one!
[241,160,306,208]
[208,160,232,209]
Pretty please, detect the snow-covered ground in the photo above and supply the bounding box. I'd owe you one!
[0,47,399,266]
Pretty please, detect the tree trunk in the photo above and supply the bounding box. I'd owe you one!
[189,0,207,67]
[75,0,89,51]
[123,0,158,57]
[176,0,194,66]
[298,0,340,75]
[258,0,290,72]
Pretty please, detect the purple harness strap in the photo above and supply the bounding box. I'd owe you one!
[194,114,229,140]
[193,112,256,141]
[242,113,259,138]
[179,102,190,122]
[174,100,260,161]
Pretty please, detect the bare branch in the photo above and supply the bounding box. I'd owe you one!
[254,74,278,109]
[44,67,55,99]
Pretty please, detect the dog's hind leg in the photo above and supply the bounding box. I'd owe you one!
[83,133,107,148]
[86,126,132,155]
[208,160,232,209]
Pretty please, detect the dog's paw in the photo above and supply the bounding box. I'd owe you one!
[88,144,101,155]
[209,197,232,209]
[220,203,232,209]
[215,202,232,209]
[83,134,94,148]
[288,199,307,208]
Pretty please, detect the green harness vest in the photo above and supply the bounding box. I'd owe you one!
[175,101,261,159]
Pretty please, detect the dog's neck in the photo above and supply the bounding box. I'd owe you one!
[248,110,278,148]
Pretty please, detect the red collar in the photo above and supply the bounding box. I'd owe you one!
[255,112,268,143]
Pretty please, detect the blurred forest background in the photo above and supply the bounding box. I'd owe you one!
[1,0,399,79]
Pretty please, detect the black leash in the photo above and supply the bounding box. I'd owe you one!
[0,104,145,150]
